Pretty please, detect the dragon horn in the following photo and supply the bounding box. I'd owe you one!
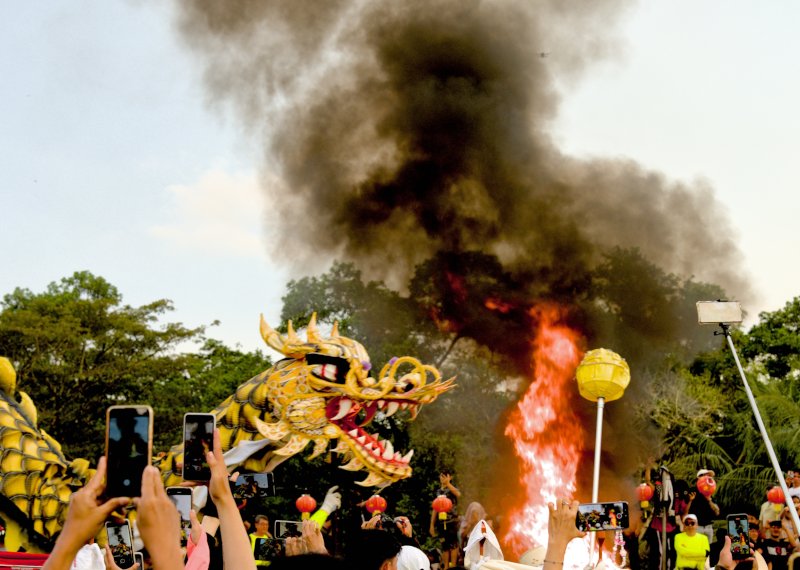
[286,321,300,344]
[331,321,340,338]
[307,313,321,343]
[0,357,17,395]
[259,314,286,354]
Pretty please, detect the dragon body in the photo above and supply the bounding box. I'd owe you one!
[0,314,453,552]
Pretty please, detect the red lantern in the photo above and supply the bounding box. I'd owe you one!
[296,494,317,520]
[432,494,453,521]
[636,483,654,508]
[366,494,388,515]
[767,486,785,505]
[697,475,716,498]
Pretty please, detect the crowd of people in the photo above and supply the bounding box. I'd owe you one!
[637,465,800,570]
[37,428,586,570]
[36,437,800,570]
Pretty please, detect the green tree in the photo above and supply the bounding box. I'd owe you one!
[0,271,271,459]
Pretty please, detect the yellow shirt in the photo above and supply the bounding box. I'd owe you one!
[674,531,710,570]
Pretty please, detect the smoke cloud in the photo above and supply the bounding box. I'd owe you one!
[175,0,751,538]
[176,0,747,304]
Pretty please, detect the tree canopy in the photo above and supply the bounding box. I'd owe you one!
[0,271,271,459]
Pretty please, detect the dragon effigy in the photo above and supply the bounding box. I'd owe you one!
[0,313,454,552]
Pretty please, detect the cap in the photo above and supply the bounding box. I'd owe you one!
[769,520,783,527]
[684,514,698,523]
[697,469,715,478]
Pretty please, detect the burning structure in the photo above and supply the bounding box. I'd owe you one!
[176,0,750,557]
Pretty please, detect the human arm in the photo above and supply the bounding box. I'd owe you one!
[429,508,437,536]
[207,429,256,570]
[309,486,341,527]
[185,510,211,570]
[440,473,462,498]
[705,494,720,516]
[42,457,130,570]
[136,466,184,569]
[782,520,798,549]
[543,499,585,566]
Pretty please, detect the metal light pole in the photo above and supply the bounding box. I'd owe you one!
[698,301,800,534]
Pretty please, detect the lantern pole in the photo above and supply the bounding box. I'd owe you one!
[576,349,631,568]
[591,397,605,503]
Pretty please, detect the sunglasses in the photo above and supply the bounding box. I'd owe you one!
[684,521,697,526]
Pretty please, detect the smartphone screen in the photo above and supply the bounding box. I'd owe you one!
[274,519,303,540]
[134,552,144,568]
[106,406,153,498]
[167,487,192,547]
[183,413,215,481]
[576,501,630,532]
[231,473,273,500]
[728,514,751,559]
[106,521,135,568]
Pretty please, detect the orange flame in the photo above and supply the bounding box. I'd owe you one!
[503,303,585,557]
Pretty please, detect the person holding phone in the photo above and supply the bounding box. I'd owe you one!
[675,514,710,570]
[250,514,280,566]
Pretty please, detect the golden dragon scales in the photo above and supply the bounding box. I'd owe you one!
[0,313,454,552]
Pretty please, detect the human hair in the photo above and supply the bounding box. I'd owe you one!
[459,502,488,537]
[346,529,402,570]
[255,514,269,524]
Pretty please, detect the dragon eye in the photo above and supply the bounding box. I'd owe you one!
[306,353,351,383]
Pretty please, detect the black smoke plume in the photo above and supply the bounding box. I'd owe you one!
[175,0,752,531]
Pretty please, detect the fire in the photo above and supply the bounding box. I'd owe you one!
[503,303,585,557]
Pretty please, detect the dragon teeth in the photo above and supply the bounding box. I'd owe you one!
[357,435,367,445]
[400,402,409,410]
[377,400,386,408]
[385,402,400,417]
[401,450,414,463]
[382,440,394,460]
[393,452,402,461]
[331,398,353,421]
[348,429,358,437]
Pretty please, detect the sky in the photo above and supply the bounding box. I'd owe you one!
[2,1,798,354]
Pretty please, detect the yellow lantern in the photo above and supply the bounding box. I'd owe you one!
[576,348,630,403]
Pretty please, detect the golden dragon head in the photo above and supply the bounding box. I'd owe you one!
[201,313,454,487]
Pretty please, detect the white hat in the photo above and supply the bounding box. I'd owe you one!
[397,545,431,570]
[71,544,105,570]
[684,514,698,523]
[697,469,715,478]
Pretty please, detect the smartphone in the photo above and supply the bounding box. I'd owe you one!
[231,473,274,500]
[274,519,303,540]
[576,501,630,532]
[727,513,751,559]
[106,521,135,568]
[134,552,144,568]
[167,486,192,547]
[252,536,283,562]
[105,405,153,498]
[182,413,215,481]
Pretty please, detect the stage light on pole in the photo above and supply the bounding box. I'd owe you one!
[697,300,800,535]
